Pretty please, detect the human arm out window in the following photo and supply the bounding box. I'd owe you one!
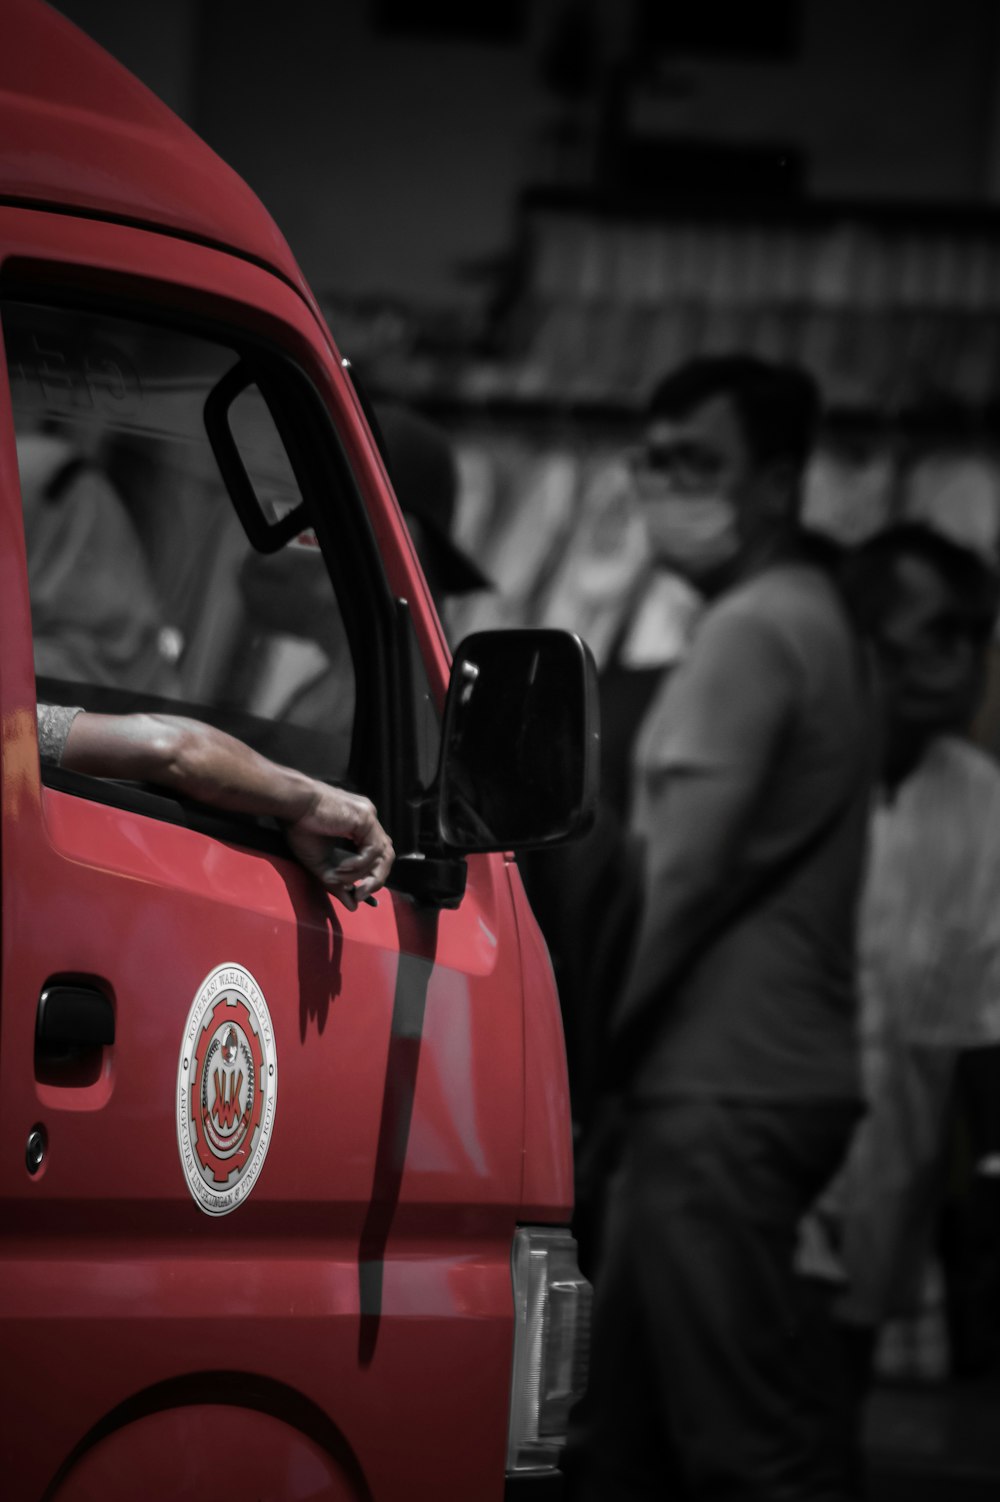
[3,297,395,842]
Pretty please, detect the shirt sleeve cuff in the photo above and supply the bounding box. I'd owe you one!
[37,704,85,767]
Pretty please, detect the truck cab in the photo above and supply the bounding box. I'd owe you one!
[0,4,597,1498]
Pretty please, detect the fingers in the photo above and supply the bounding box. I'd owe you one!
[285,784,394,909]
[299,787,384,849]
[325,880,359,912]
[319,837,394,904]
[329,839,394,883]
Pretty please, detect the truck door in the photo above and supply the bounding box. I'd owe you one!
[0,239,523,1502]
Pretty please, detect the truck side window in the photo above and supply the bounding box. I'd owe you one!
[2,300,360,787]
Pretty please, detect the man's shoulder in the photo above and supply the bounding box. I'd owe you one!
[921,735,1000,797]
[891,738,1000,863]
[703,563,848,662]
[725,561,840,622]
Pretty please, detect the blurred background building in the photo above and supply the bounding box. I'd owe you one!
[51,0,1000,743]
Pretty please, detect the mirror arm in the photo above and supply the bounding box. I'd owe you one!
[386,599,466,908]
[385,783,467,909]
[386,849,467,910]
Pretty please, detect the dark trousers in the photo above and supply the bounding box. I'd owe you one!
[567,1096,862,1502]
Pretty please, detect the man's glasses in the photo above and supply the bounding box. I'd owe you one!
[626,441,722,492]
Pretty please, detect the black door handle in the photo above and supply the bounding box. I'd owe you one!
[36,984,115,1056]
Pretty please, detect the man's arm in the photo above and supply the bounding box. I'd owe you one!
[611,605,798,1061]
[60,711,394,910]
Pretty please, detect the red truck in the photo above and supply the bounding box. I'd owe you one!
[0,4,597,1497]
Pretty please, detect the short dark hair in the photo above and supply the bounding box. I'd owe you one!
[844,520,1000,638]
[646,354,821,473]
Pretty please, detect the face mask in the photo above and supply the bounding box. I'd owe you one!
[641,492,742,577]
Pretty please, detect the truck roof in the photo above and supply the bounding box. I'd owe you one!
[0,0,310,297]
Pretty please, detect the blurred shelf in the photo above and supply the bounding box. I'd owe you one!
[323,192,1000,433]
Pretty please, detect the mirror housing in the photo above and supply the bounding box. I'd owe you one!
[436,629,599,853]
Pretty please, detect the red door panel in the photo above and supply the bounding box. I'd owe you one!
[0,210,525,1501]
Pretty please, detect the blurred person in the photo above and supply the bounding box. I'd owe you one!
[375,402,493,633]
[17,424,181,697]
[37,703,393,909]
[562,447,704,820]
[240,402,489,672]
[799,524,1000,1470]
[236,401,491,745]
[568,355,877,1502]
[522,402,705,1267]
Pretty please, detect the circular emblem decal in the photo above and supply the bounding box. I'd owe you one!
[177,964,277,1216]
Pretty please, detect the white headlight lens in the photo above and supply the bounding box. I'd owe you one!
[507,1226,592,1472]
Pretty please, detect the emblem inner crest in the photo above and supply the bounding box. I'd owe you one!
[176,963,277,1216]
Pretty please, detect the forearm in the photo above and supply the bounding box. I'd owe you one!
[608,601,796,1064]
[612,766,759,1053]
[62,712,318,824]
[622,855,728,1012]
[59,710,393,906]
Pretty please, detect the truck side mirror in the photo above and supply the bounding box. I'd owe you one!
[437,629,599,853]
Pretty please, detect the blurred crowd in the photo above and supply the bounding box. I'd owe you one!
[434,353,1000,1500]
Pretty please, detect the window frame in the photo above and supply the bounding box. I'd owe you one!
[0,278,416,853]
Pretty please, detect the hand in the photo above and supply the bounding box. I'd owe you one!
[286,785,394,910]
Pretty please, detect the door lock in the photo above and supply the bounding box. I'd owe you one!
[25,1124,47,1175]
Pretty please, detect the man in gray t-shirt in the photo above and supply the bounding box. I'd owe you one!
[626,561,871,1105]
[570,357,875,1502]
